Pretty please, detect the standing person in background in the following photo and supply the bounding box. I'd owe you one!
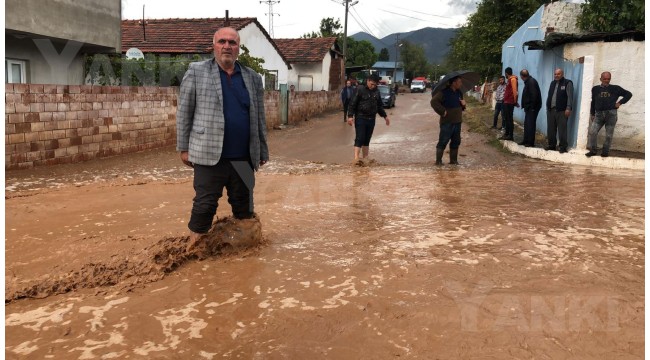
[430,76,466,165]
[499,67,518,141]
[492,75,506,129]
[176,27,269,244]
[340,80,356,123]
[347,73,390,165]
[586,71,633,157]
[545,68,574,153]
[518,69,542,147]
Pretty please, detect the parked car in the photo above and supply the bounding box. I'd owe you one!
[378,85,396,108]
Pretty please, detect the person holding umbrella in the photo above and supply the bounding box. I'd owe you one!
[430,75,467,165]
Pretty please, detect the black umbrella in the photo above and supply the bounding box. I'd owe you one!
[431,70,481,96]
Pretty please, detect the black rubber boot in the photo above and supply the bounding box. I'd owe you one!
[435,148,444,165]
[449,148,459,165]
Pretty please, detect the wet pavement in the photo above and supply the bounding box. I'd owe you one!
[4,93,645,359]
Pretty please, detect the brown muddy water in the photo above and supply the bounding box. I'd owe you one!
[5,94,644,359]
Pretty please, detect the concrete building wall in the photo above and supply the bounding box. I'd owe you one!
[289,63,323,92]
[238,25,289,88]
[5,35,86,85]
[565,41,645,153]
[5,0,121,50]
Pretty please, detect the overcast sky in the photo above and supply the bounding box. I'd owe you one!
[121,0,478,39]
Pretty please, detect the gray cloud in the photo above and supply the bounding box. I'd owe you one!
[446,0,478,14]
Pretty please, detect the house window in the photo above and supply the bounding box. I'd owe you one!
[265,70,278,90]
[5,59,27,84]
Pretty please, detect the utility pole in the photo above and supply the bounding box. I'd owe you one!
[260,0,280,38]
[340,0,358,72]
[393,34,400,84]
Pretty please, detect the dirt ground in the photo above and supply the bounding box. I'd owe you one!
[4,93,645,359]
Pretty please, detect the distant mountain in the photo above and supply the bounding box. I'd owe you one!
[351,27,458,64]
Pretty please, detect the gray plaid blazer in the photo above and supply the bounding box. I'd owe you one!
[176,59,269,169]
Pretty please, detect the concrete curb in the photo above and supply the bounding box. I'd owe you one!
[500,140,645,170]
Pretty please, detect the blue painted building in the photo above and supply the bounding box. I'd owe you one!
[502,5,584,148]
[371,61,405,84]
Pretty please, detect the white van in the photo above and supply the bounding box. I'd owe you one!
[380,76,392,85]
[410,80,425,93]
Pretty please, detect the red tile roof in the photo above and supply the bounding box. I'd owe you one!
[122,17,257,54]
[274,37,341,63]
[121,18,291,68]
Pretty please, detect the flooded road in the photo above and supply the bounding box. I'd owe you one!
[5,94,644,359]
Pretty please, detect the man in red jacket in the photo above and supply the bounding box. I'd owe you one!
[499,67,518,141]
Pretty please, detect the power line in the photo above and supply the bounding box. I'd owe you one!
[388,5,453,19]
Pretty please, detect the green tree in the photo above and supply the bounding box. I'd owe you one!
[399,41,429,80]
[302,17,342,38]
[445,0,546,79]
[378,48,390,61]
[345,37,377,67]
[577,0,644,32]
[238,44,267,75]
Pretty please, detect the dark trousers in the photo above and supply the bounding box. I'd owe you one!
[547,109,568,150]
[437,122,462,150]
[503,103,515,136]
[523,109,539,146]
[188,159,255,234]
[354,117,376,147]
[492,101,504,128]
[343,101,350,121]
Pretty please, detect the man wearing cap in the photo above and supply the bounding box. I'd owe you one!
[347,74,390,164]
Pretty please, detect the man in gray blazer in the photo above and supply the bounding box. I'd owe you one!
[176,27,269,242]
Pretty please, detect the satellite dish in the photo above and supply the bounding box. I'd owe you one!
[126,48,144,59]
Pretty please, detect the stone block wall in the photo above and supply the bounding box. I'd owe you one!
[542,2,583,35]
[5,84,341,170]
[5,84,178,170]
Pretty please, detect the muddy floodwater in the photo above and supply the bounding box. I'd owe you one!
[5,94,644,359]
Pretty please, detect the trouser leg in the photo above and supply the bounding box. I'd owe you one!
[524,110,538,145]
[587,113,606,151]
[601,110,618,155]
[546,110,558,147]
[188,162,227,234]
[228,160,255,219]
[557,112,568,150]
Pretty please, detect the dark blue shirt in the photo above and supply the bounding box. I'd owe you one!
[219,63,251,159]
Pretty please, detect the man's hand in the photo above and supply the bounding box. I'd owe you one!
[259,160,267,167]
[565,109,571,118]
[347,117,354,126]
[180,151,193,167]
[385,117,390,126]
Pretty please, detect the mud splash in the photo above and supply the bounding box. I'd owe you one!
[6,217,264,303]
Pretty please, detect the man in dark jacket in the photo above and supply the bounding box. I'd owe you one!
[430,76,466,165]
[545,68,573,153]
[585,71,633,157]
[347,74,390,164]
[340,80,356,122]
[518,69,541,147]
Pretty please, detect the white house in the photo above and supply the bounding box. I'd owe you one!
[274,37,344,91]
[121,17,291,89]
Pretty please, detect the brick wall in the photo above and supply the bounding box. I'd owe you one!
[5,84,341,170]
[5,84,178,170]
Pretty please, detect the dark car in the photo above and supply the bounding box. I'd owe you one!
[378,85,396,108]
